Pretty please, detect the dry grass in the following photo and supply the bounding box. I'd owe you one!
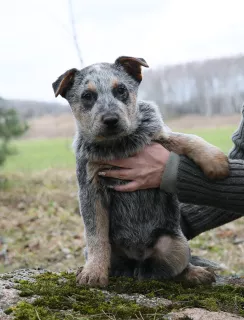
[0,170,84,273]
[167,114,241,130]
[24,113,241,139]
[24,113,76,139]
[190,220,244,275]
[0,170,243,276]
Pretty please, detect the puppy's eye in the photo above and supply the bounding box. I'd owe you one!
[81,91,93,101]
[112,83,128,102]
[117,85,126,95]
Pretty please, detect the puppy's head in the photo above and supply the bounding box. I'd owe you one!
[52,56,149,142]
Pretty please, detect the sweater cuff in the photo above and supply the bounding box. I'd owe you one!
[229,104,244,159]
[160,152,180,193]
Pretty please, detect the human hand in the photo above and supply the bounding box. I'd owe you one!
[98,143,170,192]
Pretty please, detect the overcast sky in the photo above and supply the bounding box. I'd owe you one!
[1,0,244,102]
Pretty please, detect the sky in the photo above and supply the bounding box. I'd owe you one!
[1,0,244,102]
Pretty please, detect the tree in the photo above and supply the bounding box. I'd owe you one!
[0,106,28,165]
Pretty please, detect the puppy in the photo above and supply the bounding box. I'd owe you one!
[52,56,229,287]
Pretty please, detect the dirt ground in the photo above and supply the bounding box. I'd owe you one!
[24,113,241,139]
[166,114,241,130]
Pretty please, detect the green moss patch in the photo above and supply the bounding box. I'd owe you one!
[5,272,244,319]
[107,276,244,315]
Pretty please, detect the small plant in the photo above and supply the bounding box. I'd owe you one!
[0,105,28,166]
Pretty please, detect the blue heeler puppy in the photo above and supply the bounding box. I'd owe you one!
[52,56,229,287]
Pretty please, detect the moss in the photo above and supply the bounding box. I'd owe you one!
[11,273,162,319]
[4,307,13,315]
[107,277,244,315]
[6,272,244,320]
[9,302,56,320]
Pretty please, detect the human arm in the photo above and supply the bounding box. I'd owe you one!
[162,154,244,215]
[172,107,244,239]
[162,105,244,213]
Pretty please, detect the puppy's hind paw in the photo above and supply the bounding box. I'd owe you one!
[176,264,216,285]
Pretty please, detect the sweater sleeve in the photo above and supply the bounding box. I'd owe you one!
[176,157,244,214]
[179,203,242,240]
[229,106,244,159]
[161,154,244,239]
[176,105,244,212]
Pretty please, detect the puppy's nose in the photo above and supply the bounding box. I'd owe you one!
[102,114,119,127]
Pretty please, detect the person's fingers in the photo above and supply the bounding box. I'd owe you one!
[98,156,137,168]
[113,181,140,192]
[98,169,134,180]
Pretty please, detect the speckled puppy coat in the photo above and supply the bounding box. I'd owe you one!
[52,56,229,287]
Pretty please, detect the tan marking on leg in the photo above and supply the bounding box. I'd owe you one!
[76,198,111,287]
[153,235,190,277]
[87,162,113,184]
[154,130,229,180]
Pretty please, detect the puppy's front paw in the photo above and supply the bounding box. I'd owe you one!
[76,263,108,287]
[193,147,229,180]
[181,265,216,285]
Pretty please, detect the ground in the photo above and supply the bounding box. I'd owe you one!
[0,113,243,280]
[1,269,244,319]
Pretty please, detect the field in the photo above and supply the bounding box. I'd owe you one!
[2,126,237,173]
[0,115,243,277]
[2,138,75,173]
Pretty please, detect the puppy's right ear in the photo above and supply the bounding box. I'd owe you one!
[52,68,78,98]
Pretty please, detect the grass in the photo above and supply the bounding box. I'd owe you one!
[1,138,74,173]
[0,126,236,173]
[181,126,236,154]
[0,170,84,274]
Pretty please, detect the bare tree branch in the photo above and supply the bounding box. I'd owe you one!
[68,0,83,66]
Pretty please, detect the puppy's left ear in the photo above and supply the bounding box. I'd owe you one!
[115,56,149,82]
[52,68,78,98]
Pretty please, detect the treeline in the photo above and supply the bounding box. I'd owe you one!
[0,98,68,119]
[140,54,244,118]
[1,54,244,120]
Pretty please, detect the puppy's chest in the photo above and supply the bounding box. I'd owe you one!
[109,188,175,221]
[86,162,180,220]
[109,188,180,249]
[85,161,180,246]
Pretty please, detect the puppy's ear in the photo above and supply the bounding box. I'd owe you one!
[52,68,78,98]
[115,56,149,82]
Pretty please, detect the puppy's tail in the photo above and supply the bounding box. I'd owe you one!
[190,255,226,271]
